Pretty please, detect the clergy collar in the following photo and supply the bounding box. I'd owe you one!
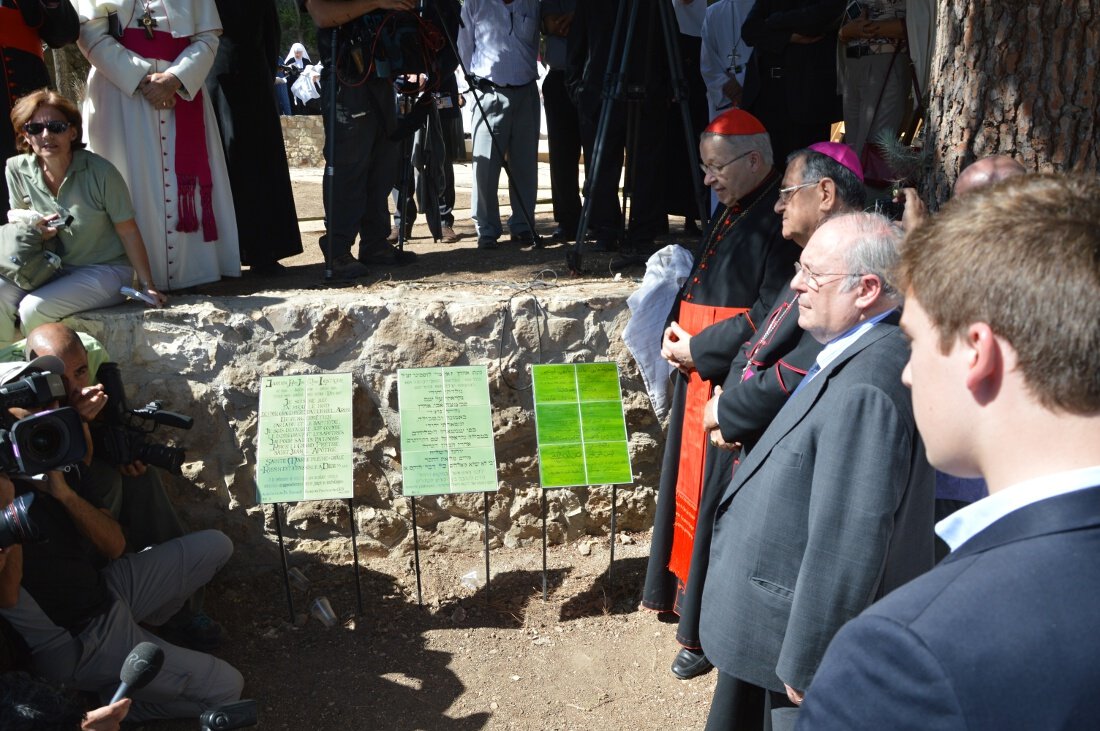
[729,168,780,213]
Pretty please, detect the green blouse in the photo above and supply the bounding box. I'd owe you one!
[5,148,135,268]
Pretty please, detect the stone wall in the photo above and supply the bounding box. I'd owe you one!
[70,281,666,571]
[281,116,326,168]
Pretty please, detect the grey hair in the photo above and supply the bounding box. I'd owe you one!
[832,212,904,302]
[700,131,774,168]
[787,149,866,210]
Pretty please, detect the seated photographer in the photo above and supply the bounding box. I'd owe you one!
[1,90,166,349]
[10,323,224,651]
[0,357,243,723]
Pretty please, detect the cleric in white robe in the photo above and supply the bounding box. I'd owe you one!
[77,0,240,291]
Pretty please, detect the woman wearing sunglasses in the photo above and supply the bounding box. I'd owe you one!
[2,89,166,347]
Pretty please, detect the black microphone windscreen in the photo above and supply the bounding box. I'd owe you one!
[120,641,165,690]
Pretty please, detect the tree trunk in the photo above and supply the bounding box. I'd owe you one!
[922,1,1099,204]
[50,45,91,104]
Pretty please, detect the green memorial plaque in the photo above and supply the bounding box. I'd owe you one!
[257,373,354,504]
[531,363,633,488]
[398,366,498,496]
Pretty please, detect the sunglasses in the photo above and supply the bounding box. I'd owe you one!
[22,121,71,136]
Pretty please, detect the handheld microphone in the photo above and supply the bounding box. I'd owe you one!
[109,641,165,704]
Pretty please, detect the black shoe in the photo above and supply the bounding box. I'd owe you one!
[610,251,649,272]
[359,245,418,267]
[510,231,535,247]
[670,647,713,680]
[477,236,499,250]
[248,260,290,276]
[329,253,370,280]
[684,218,702,237]
[588,237,619,253]
[551,225,574,242]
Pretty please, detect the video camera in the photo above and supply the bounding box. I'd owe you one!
[0,370,87,476]
[0,367,89,549]
[91,362,193,475]
[336,2,455,85]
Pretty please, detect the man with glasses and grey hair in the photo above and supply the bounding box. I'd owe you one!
[641,109,800,666]
[698,212,935,730]
[657,142,869,682]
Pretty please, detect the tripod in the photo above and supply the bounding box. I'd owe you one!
[392,86,450,249]
[567,0,710,275]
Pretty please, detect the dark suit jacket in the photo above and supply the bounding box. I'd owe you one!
[699,316,935,693]
[740,0,844,126]
[798,484,1100,730]
[714,285,823,450]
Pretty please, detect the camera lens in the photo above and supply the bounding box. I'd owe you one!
[24,421,67,462]
[0,493,41,549]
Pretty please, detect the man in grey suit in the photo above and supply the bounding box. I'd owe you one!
[797,174,1100,730]
[699,212,936,730]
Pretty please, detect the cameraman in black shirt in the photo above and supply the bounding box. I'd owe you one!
[0,358,242,724]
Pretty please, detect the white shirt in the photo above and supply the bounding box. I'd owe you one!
[936,465,1100,552]
[457,0,540,87]
[700,0,753,119]
[794,308,897,394]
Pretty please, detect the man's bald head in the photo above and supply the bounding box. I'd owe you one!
[26,323,91,401]
[953,155,1026,197]
[26,323,86,362]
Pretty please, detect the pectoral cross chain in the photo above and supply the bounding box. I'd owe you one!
[139,9,157,39]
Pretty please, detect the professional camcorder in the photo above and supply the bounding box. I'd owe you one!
[0,369,87,476]
[0,366,90,549]
[336,3,454,84]
[91,362,193,475]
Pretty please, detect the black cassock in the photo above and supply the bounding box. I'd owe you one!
[206,0,302,268]
[641,171,800,647]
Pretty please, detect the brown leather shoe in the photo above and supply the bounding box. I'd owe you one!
[386,226,400,244]
[440,225,459,244]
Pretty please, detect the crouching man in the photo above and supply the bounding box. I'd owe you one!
[0,358,242,723]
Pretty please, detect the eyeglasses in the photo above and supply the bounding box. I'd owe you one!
[793,261,854,291]
[22,121,71,136]
[777,180,819,203]
[699,150,753,177]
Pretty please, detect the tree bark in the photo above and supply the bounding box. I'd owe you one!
[922,1,1099,204]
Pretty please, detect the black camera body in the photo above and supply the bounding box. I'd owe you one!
[91,363,193,475]
[0,370,87,476]
[200,699,258,731]
[0,368,91,549]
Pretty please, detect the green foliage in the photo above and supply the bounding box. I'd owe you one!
[275,0,317,61]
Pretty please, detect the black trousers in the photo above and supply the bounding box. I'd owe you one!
[705,671,799,731]
[541,69,582,231]
[320,79,400,258]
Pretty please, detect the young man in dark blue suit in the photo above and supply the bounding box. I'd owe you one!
[797,173,1100,730]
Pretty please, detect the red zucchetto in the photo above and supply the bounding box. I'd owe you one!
[704,109,767,136]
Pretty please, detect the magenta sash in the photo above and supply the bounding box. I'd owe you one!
[120,28,217,241]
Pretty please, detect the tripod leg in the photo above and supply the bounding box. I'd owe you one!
[570,0,640,272]
[656,0,710,228]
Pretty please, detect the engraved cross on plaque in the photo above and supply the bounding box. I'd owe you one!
[139,9,158,40]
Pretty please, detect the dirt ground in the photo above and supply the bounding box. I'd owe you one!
[193,163,701,295]
[142,164,715,730]
[148,535,716,731]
